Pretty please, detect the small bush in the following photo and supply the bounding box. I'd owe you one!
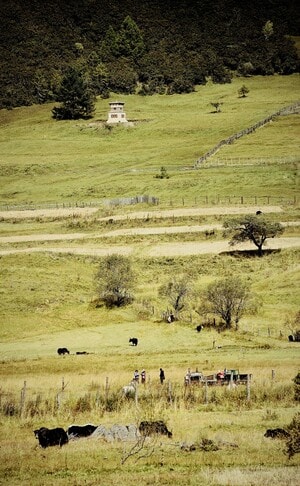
[199,438,219,451]
[262,409,279,421]
[293,372,300,401]
[285,412,300,458]
[73,394,92,414]
[2,400,19,417]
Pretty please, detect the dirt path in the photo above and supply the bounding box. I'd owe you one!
[0,222,299,244]
[0,205,282,220]
[0,237,299,258]
[1,205,298,257]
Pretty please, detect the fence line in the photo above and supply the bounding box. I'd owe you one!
[200,155,299,168]
[1,375,254,417]
[0,194,297,213]
[194,101,300,167]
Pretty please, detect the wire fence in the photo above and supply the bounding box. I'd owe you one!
[1,364,292,420]
[0,194,297,213]
[194,101,300,167]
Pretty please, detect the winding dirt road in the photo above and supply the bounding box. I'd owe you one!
[0,204,283,220]
[0,205,299,257]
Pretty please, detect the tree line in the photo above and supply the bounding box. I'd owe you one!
[0,0,299,110]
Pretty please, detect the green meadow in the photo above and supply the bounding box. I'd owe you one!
[0,75,299,207]
[0,75,299,485]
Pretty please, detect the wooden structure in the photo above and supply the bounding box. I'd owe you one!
[184,368,252,386]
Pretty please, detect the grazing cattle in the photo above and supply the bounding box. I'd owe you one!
[139,420,172,438]
[57,347,69,355]
[34,427,68,448]
[129,337,138,346]
[264,428,290,439]
[288,335,295,342]
[256,210,262,215]
[67,424,97,438]
[122,382,136,398]
[196,325,203,333]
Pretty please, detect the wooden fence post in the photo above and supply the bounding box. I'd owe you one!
[105,377,109,410]
[56,377,66,410]
[135,383,138,408]
[20,381,27,416]
[168,380,173,405]
[229,372,234,389]
[247,375,251,401]
[204,379,208,404]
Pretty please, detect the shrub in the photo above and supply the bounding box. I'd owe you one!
[293,372,300,401]
[73,394,92,413]
[285,412,300,458]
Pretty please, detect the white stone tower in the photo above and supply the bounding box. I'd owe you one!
[107,101,128,124]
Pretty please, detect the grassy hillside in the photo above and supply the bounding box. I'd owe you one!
[0,74,299,485]
[0,75,299,208]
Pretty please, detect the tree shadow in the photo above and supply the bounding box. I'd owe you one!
[220,249,281,258]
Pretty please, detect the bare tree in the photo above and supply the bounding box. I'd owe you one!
[223,215,284,256]
[199,276,252,329]
[159,277,191,320]
[95,254,135,308]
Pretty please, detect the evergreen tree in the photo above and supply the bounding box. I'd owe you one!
[52,67,95,120]
[107,58,137,94]
[238,85,249,97]
[117,16,145,62]
[100,26,119,62]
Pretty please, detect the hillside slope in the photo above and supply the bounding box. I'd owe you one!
[0,0,299,108]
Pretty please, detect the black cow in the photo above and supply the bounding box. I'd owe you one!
[264,428,290,439]
[57,348,69,355]
[139,420,172,438]
[256,210,262,215]
[34,427,68,448]
[129,337,138,346]
[67,424,98,438]
[196,325,203,332]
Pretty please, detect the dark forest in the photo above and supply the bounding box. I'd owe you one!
[0,0,299,109]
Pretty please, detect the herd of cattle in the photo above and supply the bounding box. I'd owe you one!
[57,348,91,355]
[34,420,172,448]
[57,337,139,356]
[34,422,290,449]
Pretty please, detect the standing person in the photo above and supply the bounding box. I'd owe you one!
[160,368,165,384]
[133,370,139,383]
[141,369,146,384]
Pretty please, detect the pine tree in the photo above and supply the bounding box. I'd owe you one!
[52,67,95,120]
[117,16,145,61]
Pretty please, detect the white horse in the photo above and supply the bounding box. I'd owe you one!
[122,381,136,398]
